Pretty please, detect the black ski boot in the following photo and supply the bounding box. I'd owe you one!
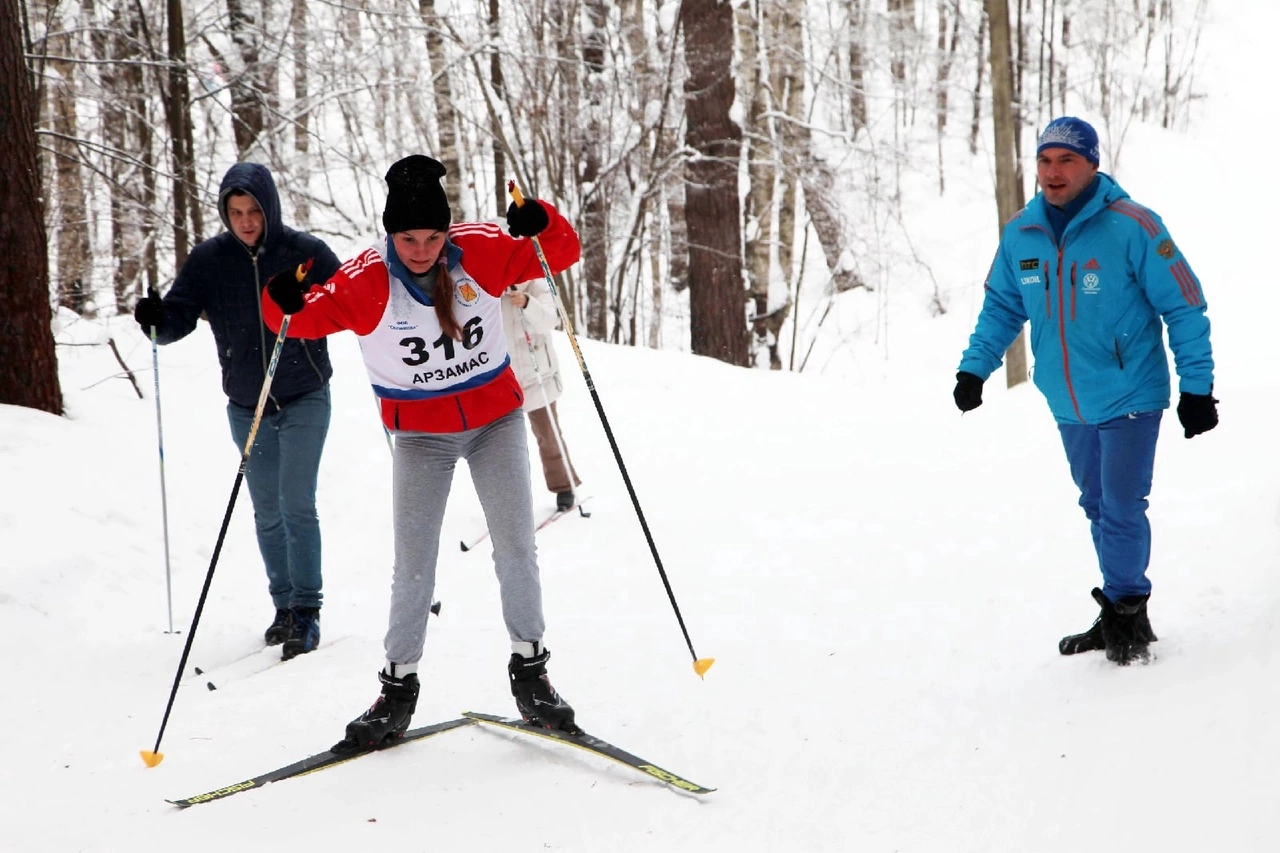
[332,669,420,754]
[509,644,580,734]
[282,607,320,660]
[264,608,293,646]
[556,491,575,512]
[1059,588,1156,663]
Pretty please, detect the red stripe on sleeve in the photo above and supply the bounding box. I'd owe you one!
[1109,201,1160,237]
[1170,260,1202,307]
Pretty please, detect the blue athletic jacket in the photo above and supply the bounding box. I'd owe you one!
[958,173,1213,424]
[153,163,341,410]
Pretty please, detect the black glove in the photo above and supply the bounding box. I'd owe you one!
[505,199,549,238]
[953,371,984,412]
[134,291,165,335]
[1176,391,1218,439]
[266,261,314,315]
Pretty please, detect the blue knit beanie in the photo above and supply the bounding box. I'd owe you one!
[1036,117,1100,165]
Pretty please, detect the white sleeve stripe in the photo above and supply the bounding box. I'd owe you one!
[449,222,503,237]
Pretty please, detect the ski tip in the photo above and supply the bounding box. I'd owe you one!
[459,540,469,552]
[693,657,715,678]
[140,750,165,768]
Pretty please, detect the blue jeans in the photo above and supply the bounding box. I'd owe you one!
[1057,410,1162,600]
[227,387,331,610]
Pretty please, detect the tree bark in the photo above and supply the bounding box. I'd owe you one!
[291,0,311,227]
[418,0,462,215]
[46,9,90,316]
[846,0,868,139]
[680,0,747,366]
[488,0,505,217]
[167,0,198,265]
[986,0,1028,389]
[226,0,267,156]
[581,0,609,341]
[737,0,776,364]
[0,0,62,413]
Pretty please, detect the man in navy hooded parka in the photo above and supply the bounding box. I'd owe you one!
[953,117,1218,665]
[134,163,341,660]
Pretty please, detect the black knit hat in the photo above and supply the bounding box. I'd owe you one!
[382,155,451,234]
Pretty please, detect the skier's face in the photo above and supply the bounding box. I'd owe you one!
[1037,148,1098,208]
[225,193,264,247]
[392,229,447,275]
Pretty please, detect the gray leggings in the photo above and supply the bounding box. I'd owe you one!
[385,409,544,666]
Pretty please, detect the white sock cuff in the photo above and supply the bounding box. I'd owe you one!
[511,641,543,659]
[384,661,418,678]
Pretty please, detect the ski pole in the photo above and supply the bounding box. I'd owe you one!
[508,182,714,678]
[148,287,176,635]
[141,262,308,768]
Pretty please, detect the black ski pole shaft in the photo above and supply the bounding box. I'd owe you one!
[508,182,713,678]
[141,281,303,767]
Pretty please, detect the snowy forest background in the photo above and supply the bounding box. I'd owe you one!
[4,0,1207,408]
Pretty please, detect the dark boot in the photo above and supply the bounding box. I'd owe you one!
[556,491,575,512]
[1096,588,1156,665]
[509,644,580,734]
[264,608,293,646]
[333,670,421,754]
[282,607,320,660]
[1060,588,1157,663]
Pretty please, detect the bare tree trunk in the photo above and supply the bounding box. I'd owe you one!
[581,0,609,341]
[776,0,861,299]
[49,44,90,314]
[418,0,462,214]
[771,2,797,315]
[680,0,747,366]
[167,0,197,264]
[1059,0,1070,116]
[968,6,987,154]
[488,0,505,216]
[0,0,61,413]
[291,0,310,227]
[100,4,153,312]
[887,0,915,84]
[935,0,960,194]
[846,0,868,138]
[226,0,267,156]
[1012,0,1027,179]
[986,0,1028,389]
[135,12,159,299]
[738,0,776,365]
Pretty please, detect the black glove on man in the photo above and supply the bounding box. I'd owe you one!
[133,292,165,335]
[953,371,984,412]
[266,261,314,315]
[1176,391,1218,439]
[505,199,549,238]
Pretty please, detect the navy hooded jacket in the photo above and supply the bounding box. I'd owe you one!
[153,163,342,410]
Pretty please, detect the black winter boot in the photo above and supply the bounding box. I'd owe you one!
[509,645,580,734]
[332,669,421,754]
[1059,588,1156,663]
[264,608,293,646]
[282,607,321,660]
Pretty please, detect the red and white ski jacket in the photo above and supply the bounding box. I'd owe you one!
[263,202,581,433]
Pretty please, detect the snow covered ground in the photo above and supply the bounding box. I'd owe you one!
[3,6,1278,851]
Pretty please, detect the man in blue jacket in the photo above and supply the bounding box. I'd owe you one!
[134,163,341,660]
[953,117,1218,665]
